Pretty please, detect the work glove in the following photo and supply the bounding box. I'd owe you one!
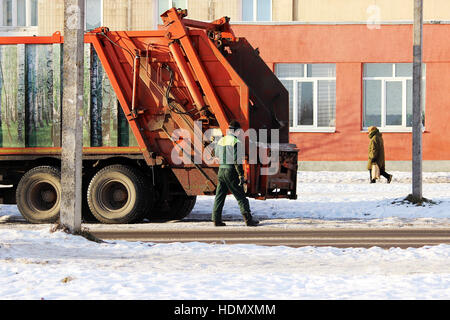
[238,176,246,186]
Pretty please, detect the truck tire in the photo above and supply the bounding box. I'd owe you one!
[81,170,98,223]
[182,196,197,219]
[151,195,197,220]
[169,195,196,220]
[16,166,61,224]
[87,164,152,224]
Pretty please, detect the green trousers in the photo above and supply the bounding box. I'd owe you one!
[212,167,251,222]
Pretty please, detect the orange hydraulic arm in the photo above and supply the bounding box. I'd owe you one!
[85,8,297,199]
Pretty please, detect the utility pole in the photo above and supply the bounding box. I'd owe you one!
[412,0,423,202]
[60,0,85,233]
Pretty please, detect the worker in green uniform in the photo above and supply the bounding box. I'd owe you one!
[212,120,259,227]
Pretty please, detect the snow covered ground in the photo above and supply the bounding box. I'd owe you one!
[1,171,450,300]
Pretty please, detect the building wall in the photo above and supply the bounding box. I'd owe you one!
[34,0,450,36]
[187,0,210,21]
[231,23,450,167]
[295,0,413,22]
[294,0,450,22]
[38,0,64,36]
[38,0,155,35]
[10,1,450,170]
[103,0,128,30]
[273,0,294,22]
[192,0,450,23]
[215,0,241,22]
[103,0,154,31]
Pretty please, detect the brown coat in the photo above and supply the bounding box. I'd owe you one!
[367,128,385,171]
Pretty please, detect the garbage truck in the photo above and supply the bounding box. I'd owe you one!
[0,8,298,224]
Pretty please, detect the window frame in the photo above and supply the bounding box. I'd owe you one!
[0,0,38,27]
[85,0,103,31]
[277,63,336,133]
[362,63,425,132]
[240,0,273,22]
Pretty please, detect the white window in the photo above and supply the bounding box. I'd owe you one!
[158,0,188,24]
[276,64,336,132]
[363,63,426,130]
[85,0,102,30]
[241,0,271,22]
[0,0,37,27]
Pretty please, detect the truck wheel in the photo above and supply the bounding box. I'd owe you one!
[16,166,61,224]
[87,165,151,224]
[81,170,98,223]
[168,195,196,220]
[182,196,197,219]
[151,195,197,220]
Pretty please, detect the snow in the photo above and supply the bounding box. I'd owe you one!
[1,171,450,300]
[189,171,450,226]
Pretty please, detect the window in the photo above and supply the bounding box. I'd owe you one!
[85,0,102,30]
[158,0,187,24]
[276,64,336,132]
[0,0,37,27]
[242,0,271,22]
[363,63,426,130]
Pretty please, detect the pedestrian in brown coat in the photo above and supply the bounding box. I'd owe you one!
[367,126,393,183]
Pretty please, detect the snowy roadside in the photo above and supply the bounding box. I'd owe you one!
[187,171,450,228]
[2,171,450,226]
[1,171,450,300]
[0,228,449,299]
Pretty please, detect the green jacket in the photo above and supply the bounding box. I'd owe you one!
[215,134,244,177]
[367,128,385,171]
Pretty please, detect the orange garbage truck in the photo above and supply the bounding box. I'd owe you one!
[0,8,298,224]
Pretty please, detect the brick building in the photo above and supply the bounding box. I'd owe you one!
[1,0,450,170]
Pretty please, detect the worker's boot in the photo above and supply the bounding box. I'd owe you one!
[214,220,226,227]
[212,210,226,226]
[243,213,259,226]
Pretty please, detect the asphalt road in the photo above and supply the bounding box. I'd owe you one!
[90,228,450,248]
[3,215,449,248]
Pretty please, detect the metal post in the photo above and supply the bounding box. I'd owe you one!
[412,0,423,201]
[60,0,85,233]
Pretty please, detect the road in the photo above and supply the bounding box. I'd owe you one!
[90,228,450,249]
[2,215,449,248]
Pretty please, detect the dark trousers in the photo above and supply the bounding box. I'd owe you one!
[212,167,251,222]
[369,169,391,183]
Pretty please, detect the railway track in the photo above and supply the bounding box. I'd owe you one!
[90,228,450,249]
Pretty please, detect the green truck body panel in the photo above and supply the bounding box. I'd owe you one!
[0,43,138,150]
